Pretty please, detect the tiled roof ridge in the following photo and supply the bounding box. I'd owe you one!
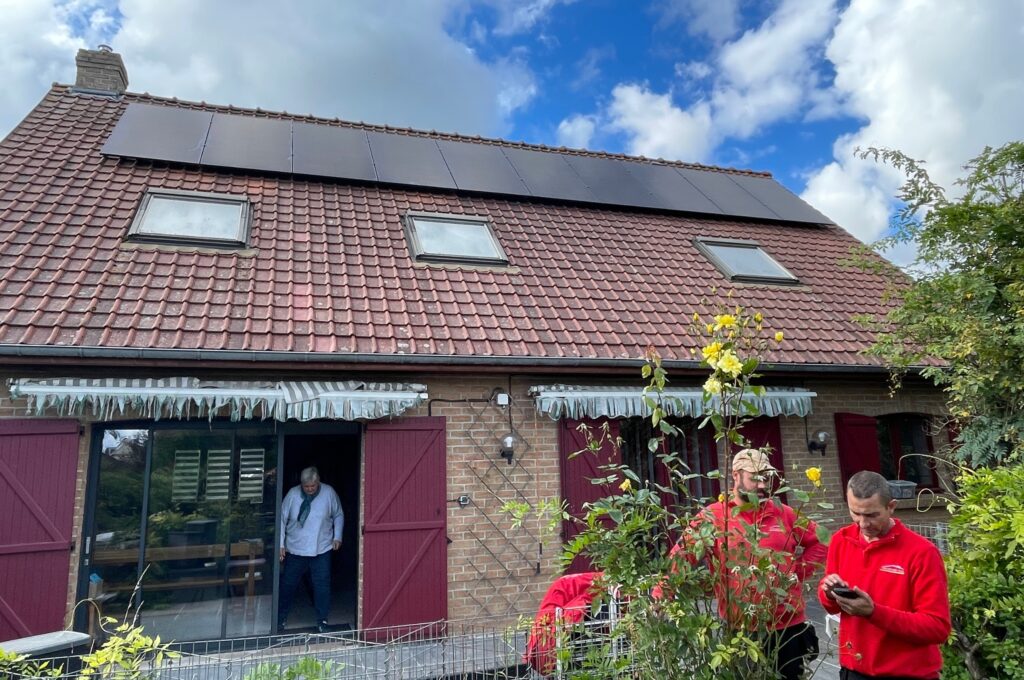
[52,84,772,179]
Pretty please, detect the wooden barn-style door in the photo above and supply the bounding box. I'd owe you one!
[0,419,80,642]
[559,417,622,574]
[362,417,447,632]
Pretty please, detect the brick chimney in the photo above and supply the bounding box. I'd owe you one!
[74,45,128,95]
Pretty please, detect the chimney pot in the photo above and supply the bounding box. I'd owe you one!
[75,46,128,95]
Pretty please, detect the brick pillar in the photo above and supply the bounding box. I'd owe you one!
[74,45,128,95]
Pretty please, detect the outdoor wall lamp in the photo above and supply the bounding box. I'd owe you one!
[808,430,831,456]
[499,434,516,465]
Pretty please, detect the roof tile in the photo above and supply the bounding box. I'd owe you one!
[0,87,905,367]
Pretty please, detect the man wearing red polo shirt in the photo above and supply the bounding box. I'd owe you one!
[819,470,951,680]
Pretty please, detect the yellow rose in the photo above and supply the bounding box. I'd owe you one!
[717,493,726,503]
[774,331,785,343]
[705,323,714,334]
[703,376,723,395]
[713,314,737,331]
[805,467,822,487]
[619,478,632,492]
[717,350,743,377]
[701,341,723,362]
[692,312,700,322]
[754,312,763,323]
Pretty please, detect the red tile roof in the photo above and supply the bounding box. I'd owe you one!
[0,87,902,369]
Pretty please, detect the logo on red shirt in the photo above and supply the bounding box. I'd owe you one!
[880,564,905,575]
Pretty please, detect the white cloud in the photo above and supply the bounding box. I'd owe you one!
[0,0,540,139]
[608,84,715,161]
[675,60,712,82]
[710,0,837,138]
[487,0,575,35]
[572,45,615,91]
[556,114,597,149]
[604,0,837,161]
[801,0,1024,255]
[0,0,89,136]
[657,0,742,43]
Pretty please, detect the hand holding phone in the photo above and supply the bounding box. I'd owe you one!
[831,585,858,599]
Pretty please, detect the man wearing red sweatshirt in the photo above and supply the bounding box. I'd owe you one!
[819,470,951,680]
[699,448,828,680]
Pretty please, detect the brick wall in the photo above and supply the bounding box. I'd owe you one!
[0,370,954,633]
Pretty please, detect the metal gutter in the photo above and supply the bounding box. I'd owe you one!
[0,343,903,375]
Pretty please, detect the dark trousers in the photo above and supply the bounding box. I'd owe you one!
[278,550,331,626]
[764,622,819,680]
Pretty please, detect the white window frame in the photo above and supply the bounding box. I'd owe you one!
[127,188,251,247]
[695,237,798,285]
[404,211,509,266]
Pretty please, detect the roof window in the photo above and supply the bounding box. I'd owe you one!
[405,212,508,265]
[696,238,798,284]
[128,189,251,247]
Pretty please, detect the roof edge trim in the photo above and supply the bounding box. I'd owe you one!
[0,344,898,374]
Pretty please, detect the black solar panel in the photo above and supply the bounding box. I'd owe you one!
[102,103,831,225]
[675,168,778,221]
[201,114,292,174]
[623,161,723,215]
[502,147,596,203]
[437,140,527,195]
[728,174,831,224]
[366,132,456,189]
[101,103,212,164]
[292,122,376,182]
[563,155,656,209]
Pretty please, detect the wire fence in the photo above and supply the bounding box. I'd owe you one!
[3,523,951,680]
[5,619,544,680]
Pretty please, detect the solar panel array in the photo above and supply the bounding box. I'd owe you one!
[102,103,832,225]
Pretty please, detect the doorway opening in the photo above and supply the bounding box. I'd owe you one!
[281,433,361,632]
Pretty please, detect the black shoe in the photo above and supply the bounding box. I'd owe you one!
[317,621,329,634]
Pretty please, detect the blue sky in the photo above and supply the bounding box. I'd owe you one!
[2,0,1022,265]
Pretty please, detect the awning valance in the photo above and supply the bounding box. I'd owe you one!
[7,378,428,422]
[529,385,816,420]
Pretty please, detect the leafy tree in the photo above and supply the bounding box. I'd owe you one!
[942,464,1024,680]
[857,142,1024,466]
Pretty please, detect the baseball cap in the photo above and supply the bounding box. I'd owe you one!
[731,448,776,474]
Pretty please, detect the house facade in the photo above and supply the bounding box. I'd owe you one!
[0,48,949,644]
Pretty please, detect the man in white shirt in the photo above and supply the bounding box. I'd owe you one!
[278,466,344,633]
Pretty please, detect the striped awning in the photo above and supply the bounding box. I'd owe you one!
[7,378,428,422]
[529,385,816,420]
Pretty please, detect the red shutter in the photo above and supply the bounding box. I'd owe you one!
[0,420,80,642]
[835,412,881,491]
[740,416,786,499]
[559,418,621,574]
[362,417,447,634]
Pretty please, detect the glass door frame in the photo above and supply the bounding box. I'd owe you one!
[77,418,361,640]
[78,419,281,639]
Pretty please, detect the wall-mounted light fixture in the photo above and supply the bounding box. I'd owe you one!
[499,434,516,465]
[808,430,831,456]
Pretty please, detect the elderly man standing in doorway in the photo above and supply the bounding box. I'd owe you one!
[819,470,950,680]
[278,466,344,634]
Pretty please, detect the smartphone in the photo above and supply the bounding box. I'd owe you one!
[831,586,858,598]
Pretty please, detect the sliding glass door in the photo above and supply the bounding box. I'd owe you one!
[86,425,278,641]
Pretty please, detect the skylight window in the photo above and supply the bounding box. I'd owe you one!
[128,189,251,246]
[405,212,508,265]
[696,238,798,284]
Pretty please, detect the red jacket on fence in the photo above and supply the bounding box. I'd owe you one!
[524,571,603,675]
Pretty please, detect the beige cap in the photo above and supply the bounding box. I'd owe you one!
[731,448,776,474]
